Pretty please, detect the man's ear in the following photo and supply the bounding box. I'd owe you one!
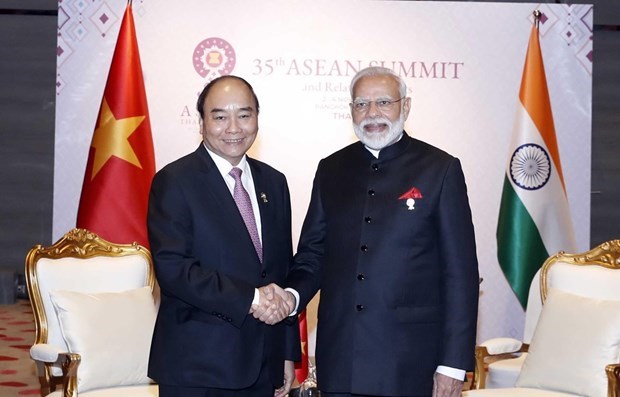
[402,97,412,121]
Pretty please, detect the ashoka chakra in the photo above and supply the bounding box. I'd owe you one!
[509,143,551,190]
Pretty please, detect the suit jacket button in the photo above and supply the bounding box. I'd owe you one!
[364,216,372,223]
[261,271,267,278]
[368,189,375,196]
[356,304,364,311]
[360,245,368,252]
[357,273,365,280]
[372,164,379,171]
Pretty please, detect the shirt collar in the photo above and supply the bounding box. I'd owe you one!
[202,142,250,177]
[364,132,404,159]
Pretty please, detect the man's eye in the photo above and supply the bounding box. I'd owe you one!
[213,115,226,121]
[377,100,391,106]
[355,102,368,109]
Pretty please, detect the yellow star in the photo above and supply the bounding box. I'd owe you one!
[90,98,145,180]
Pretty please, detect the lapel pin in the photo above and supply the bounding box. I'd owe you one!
[260,192,268,203]
[398,187,423,211]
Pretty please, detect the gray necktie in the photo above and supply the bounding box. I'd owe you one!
[229,167,262,262]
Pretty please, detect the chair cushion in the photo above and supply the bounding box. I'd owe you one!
[38,255,151,352]
[47,384,159,396]
[486,353,527,388]
[463,388,578,396]
[49,287,157,392]
[516,288,620,397]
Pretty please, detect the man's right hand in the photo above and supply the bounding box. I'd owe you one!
[250,283,295,324]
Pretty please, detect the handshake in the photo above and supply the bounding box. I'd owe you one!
[249,283,296,325]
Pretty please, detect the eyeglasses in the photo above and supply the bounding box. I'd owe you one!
[350,97,405,113]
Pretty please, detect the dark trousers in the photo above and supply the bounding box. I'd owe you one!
[322,394,430,397]
[158,358,273,397]
[159,384,272,397]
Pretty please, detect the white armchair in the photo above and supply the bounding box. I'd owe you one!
[25,228,159,397]
[466,240,620,397]
[472,269,543,389]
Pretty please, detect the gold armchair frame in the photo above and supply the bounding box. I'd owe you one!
[25,228,154,397]
[470,239,620,396]
[471,344,529,390]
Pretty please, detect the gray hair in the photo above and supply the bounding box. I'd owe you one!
[349,67,407,99]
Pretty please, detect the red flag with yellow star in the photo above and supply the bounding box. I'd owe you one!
[77,2,155,248]
[295,310,309,383]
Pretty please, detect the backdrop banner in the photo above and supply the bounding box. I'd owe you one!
[54,0,593,350]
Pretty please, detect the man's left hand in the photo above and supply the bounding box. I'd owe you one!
[432,372,463,397]
[274,360,295,397]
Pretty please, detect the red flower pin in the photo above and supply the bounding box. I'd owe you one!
[398,187,423,200]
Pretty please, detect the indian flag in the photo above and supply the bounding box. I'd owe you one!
[496,18,576,309]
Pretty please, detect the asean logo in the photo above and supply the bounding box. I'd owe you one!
[509,143,551,190]
[193,37,236,80]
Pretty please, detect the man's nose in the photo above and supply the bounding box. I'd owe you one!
[227,118,240,133]
[367,101,381,117]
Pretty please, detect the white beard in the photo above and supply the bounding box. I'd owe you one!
[353,114,405,150]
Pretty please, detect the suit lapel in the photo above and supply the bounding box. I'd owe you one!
[193,146,237,213]
[248,158,271,265]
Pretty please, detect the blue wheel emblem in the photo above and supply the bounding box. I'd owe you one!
[509,143,551,190]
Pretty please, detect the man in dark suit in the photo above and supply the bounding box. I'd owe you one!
[147,75,300,397]
[286,67,479,397]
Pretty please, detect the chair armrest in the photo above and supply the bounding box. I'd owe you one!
[607,363,620,397]
[31,343,64,363]
[470,341,530,390]
[30,344,81,397]
[480,337,524,355]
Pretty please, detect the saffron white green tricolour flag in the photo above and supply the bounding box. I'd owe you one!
[496,19,577,309]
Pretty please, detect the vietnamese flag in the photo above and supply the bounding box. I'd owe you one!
[77,2,155,248]
[295,310,309,383]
